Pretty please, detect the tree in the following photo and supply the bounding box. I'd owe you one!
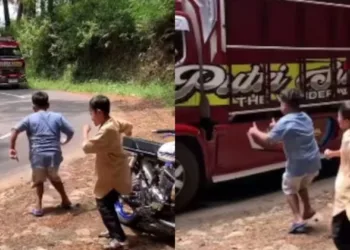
[3,0,10,28]
[22,0,36,18]
[40,0,45,15]
[17,1,23,21]
[7,0,22,21]
[48,0,53,14]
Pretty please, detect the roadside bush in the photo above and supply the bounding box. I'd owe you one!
[8,0,173,82]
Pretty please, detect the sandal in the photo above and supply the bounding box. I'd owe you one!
[57,203,80,210]
[289,222,307,234]
[31,208,44,217]
[99,231,111,238]
[104,239,129,249]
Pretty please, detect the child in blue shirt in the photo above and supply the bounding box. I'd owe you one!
[249,88,321,234]
[10,91,75,217]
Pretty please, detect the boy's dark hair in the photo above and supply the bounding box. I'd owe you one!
[279,88,303,110]
[338,101,350,120]
[32,91,49,108]
[89,95,110,115]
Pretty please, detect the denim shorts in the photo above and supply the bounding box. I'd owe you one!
[30,152,63,169]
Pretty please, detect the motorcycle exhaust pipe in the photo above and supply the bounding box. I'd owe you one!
[159,219,175,228]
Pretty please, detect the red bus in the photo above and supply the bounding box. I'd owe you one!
[175,0,350,211]
[0,36,27,88]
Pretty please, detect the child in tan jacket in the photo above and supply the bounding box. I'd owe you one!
[82,95,133,250]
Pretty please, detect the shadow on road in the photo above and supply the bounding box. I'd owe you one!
[181,159,339,214]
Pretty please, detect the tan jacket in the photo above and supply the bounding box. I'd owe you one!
[333,129,350,219]
[82,118,133,199]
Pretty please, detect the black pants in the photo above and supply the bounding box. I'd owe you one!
[96,190,127,242]
[332,211,350,250]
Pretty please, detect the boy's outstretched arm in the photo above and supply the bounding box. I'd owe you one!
[324,148,341,159]
[9,129,20,160]
[9,116,29,160]
[60,115,74,145]
[249,119,286,150]
[116,119,133,136]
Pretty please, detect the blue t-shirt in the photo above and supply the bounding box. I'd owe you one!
[268,112,321,177]
[14,111,74,168]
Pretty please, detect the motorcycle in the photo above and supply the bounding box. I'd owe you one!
[115,129,175,238]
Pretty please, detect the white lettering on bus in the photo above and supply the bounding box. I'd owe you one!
[175,64,227,103]
[175,60,348,106]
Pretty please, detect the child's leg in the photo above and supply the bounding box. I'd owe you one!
[32,168,46,211]
[96,190,127,243]
[299,172,318,220]
[50,180,71,206]
[286,194,303,222]
[35,183,44,210]
[282,173,303,223]
[47,168,71,206]
[299,188,315,219]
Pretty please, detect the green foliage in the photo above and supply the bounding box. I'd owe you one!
[28,77,174,106]
[129,0,173,33]
[9,0,173,82]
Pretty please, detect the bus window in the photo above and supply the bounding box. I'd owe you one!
[175,31,186,66]
[0,47,22,57]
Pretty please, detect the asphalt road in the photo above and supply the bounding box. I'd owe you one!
[0,88,94,180]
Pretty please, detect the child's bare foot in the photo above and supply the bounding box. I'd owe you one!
[303,209,316,220]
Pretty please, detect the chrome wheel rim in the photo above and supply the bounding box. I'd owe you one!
[175,161,185,197]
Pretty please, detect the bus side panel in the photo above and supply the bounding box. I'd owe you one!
[212,110,340,176]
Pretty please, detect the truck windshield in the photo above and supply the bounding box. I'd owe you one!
[175,31,185,66]
[0,47,22,57]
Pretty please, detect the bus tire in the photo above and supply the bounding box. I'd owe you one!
[176,142,200,212]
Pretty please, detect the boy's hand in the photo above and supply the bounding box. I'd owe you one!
[269,118,277,129]
[324,149,333,159]
[9,149,19,162]
[248,122,258,135]
[83,124,91,140]
[125,129,132,136]
[83,124,91,135]
[60,138,68,145]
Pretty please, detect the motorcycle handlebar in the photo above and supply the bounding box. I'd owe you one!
[152,129,175,135]
[152,129,175,136]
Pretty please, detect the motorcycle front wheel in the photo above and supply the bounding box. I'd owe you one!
[115,199,138,226]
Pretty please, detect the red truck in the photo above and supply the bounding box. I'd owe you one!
[175,0,350,211]
[0,37,27,88]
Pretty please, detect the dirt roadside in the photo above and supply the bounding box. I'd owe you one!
[0,95,174,250]
[176,189,338,250]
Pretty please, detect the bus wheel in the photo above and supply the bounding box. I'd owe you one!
[176,142,200,212]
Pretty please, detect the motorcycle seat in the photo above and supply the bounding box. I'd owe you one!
[123,137,162,156]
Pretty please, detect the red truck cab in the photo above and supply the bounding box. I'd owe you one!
[175,0,350,211]
[0,37,27,88]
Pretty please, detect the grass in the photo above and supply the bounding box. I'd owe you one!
[28,78,174,106]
